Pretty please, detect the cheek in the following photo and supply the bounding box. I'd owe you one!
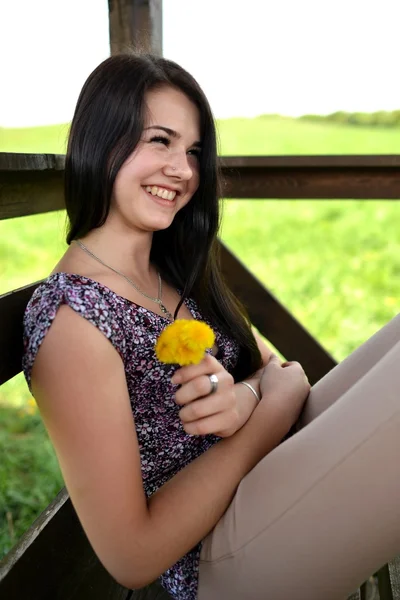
[189,169,200,195]
[115,148,152,186]
[182,180,199,208]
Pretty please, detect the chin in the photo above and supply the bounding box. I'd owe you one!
[145,217,175,232]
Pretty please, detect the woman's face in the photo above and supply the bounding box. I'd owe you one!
[111,85,201,233]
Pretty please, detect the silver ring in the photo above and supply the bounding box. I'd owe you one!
[208,373,219,395]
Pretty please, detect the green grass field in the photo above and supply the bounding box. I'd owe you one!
[1,117,399,557]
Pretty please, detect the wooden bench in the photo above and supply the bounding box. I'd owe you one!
[1,152,400,598]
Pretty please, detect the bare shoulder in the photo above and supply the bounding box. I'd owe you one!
[31,305,148,585]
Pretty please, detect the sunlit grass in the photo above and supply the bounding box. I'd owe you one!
[0,391,63,558]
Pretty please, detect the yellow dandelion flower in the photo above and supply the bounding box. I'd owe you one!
[155,319,215,366]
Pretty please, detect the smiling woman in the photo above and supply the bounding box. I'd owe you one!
[110,87,201,234]
[22,52,264,600]
[20,52,400,600]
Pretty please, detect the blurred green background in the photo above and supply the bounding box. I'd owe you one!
[1,114,399,558]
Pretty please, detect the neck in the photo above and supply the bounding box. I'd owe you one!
[77,223,154,282]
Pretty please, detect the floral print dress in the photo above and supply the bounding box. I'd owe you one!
[23,272,239,600]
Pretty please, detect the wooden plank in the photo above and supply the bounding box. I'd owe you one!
[0,282,40,385]
[0,488,170,599]
[219,241,337,384]
[0,169,65,219]
[221,157,400,200]
[377,564,395,600]
[348,590,362,600]
[109,0,163,56]
[221,155,400,168]
[2,153,400,221]
[0,153,64,220]
[388,556,400,599]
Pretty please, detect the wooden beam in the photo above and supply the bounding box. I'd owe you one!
[377,564,395,600]
[0,488,168,599]
[220,155,400,200]
[0,153,64,220]
[108,0,163,56]
[219,242,337,384]
[0,283,40,386]
[388,557,400,599]
[2,153,400,222]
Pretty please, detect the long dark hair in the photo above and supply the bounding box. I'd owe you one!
[65,53,261,380]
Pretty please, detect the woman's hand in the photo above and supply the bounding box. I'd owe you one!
[259,354,310,430]
[171,353,241,437]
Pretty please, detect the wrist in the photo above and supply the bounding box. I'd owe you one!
[239,380,261,403]
[234,378,260,429]
[228,402,290,466]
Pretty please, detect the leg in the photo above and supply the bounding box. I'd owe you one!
[299,313,400,427]
[198,339,400,600]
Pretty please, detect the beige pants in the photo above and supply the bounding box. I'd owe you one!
[198,314,400,600]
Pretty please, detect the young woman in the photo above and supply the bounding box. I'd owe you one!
[23,54,400,600]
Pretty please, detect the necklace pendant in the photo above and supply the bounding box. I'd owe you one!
[160,303,174,321]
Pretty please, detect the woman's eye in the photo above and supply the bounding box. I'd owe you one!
[150,135,170,146]
[188,148,201,158]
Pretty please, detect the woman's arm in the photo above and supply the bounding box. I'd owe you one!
[253,328,275,366]
[32,306,307,589]
[219,329,275,434]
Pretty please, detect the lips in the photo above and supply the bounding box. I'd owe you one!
[144,185,177,201]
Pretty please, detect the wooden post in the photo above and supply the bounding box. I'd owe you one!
[108,0,162,56]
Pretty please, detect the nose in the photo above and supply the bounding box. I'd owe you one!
[164,150,193,180]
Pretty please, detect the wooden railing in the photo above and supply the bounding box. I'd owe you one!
[1,152,400,599]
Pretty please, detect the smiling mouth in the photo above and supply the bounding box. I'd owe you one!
[144,185,177,201]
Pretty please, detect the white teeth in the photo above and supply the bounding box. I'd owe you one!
[145,185,177,201]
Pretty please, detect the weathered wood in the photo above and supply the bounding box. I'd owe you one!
[222,155,400,168]
[377,564,395,600]
[221,155,400,200]
[219,241,337,384]
[0,153,64,220]
[0,488,171,599]
[109,0,162,56]
[351,586,363,600]
[0,282,40,386]
[388,556,400,599]
[2,153,400,221]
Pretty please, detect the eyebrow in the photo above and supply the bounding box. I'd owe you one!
[144,125,202,147]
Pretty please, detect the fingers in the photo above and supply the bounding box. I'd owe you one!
[267,353,281,364]
[265,356,310,388]
[280,359,305,374]
[171,353,223,385]
[175,369,234,406]
[175,374,214,405]
[178,388,234,422]
[182,409,238,436]
[281,360,311,391]
[171,354,237,437]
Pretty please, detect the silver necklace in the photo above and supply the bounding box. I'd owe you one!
[73,239,174,321]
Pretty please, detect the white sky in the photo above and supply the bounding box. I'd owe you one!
[1,0,399,127]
